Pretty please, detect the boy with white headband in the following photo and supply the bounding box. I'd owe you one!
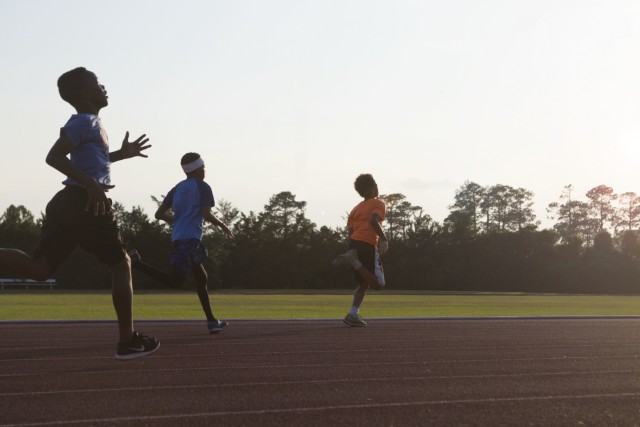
[129,152,233,333]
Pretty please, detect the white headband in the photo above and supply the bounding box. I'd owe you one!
[182,157,204,173]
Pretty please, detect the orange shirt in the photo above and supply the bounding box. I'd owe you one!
[347,198,386,245]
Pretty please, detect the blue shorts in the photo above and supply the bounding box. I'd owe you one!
[169,239,208,276]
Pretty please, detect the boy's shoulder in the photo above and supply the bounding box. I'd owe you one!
[361,197,385,208]
[351,197,384,213]
[177,178,211,187]
[173,178,213,195]
[64,113,100,128]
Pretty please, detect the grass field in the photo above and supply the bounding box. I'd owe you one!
[2,290,640,320]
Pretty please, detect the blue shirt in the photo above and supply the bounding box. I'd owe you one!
[163,178,215,241]
[61,114,111,188]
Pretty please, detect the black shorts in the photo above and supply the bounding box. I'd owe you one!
[349,239,385,286]
[33,186,125,272]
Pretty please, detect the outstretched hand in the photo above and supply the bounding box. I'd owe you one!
[120,131,151,159]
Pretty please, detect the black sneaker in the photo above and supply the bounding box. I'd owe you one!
[115,331,160,361]
[208,319,229,334]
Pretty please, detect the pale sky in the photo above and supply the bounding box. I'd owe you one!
[1,0,639,229]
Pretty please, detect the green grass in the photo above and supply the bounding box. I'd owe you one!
[2,290,640,320]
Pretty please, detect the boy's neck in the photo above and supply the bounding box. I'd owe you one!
[74,102,101,115]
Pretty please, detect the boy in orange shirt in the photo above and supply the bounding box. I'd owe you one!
[333,174,388,326]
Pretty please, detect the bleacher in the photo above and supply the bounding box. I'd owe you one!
[0,278,57,290]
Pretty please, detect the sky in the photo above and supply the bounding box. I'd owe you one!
[1,0,640,229]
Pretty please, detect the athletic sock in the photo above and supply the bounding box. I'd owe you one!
[351,259,362,270]
[349,306,359,317]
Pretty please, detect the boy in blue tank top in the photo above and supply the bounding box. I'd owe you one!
[0,67,159,360]
[129,152,234,334]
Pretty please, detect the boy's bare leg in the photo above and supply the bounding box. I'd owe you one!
[109,256,134,342]
[351,283,369,308]
[112,253,160,360]
[192,263,215,322]
[347,266,384,325]
[192,263,227,333]
[129,251,183,289]
[355,266,384,290]
[334,249,384,291]
[0,249,50,281]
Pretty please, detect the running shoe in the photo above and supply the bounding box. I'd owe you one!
[115,331,160,361]
[332,249,358,267]
[208,319,229,334]
[343,313,367,327]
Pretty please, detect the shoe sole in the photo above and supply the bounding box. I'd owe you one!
[332,257,357,267]
[115,342,160,361]
[332,250,358,267]
[343,318,367,327]
[209,323,229,334]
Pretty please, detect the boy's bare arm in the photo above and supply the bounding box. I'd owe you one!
[155,204,174,225]
[109,132,151,162]
[203,207,234,238]
[46,136,112,216]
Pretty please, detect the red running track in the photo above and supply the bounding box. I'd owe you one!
[1,318,640,426]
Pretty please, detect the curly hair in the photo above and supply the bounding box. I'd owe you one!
[354,174,377,197]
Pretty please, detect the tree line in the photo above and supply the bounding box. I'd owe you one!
[1,181,640,294]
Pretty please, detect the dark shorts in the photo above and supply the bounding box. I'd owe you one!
[349,239,385,286]
[169,239,208,276]
[33,186,125,272]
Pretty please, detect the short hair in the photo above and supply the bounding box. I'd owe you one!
[57,67,90,104]
[181,152,201,165]
[354,174,377,197]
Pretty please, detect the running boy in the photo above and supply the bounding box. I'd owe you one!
[0,67,159,360]
[333,174,388,327]
[129,152,233,334]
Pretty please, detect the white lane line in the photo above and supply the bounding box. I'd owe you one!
[2,369,640,397]
[3,391,640,426]
[0,338,596,349]
[1,354,639,378]
[1,337,628,348]
[3,340,639,356]
[2,315,640,324]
